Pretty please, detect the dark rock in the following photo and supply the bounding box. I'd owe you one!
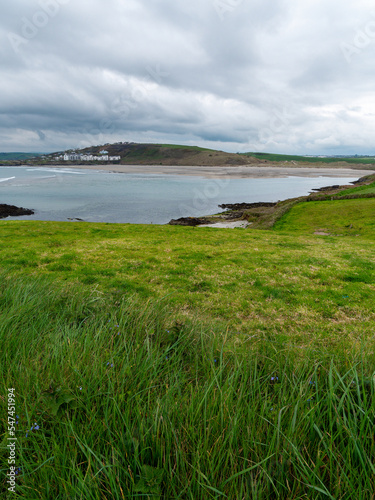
[0,204,34,219]
[218,202,276,210]
[168,217,211,226]
[311,185,340,192]
[222,211,245,220]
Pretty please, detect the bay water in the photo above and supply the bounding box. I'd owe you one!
[0,166,361,224]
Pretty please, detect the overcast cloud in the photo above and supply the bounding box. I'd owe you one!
[1,0,375,154]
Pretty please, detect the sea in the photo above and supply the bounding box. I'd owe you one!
[0,166,363,224]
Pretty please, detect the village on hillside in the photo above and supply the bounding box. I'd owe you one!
[55,150,121,162]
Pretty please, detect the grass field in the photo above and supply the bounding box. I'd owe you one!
[1,193,375,498]
[337,180,375,196]
[0,215,374,355]
[274,198,375,236]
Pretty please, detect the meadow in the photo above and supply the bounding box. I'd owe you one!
[1,192,375,498]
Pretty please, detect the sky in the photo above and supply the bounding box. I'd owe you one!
[1,0,375,155]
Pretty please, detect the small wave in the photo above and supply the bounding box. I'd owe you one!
[0,176,16,183]
[27,168,85,175]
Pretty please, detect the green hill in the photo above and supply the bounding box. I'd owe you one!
[0,152,44,161]
[75,143,261,166]
[34,144,375,168]
[242,151,375,167]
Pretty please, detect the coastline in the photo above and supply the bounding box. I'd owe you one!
[21,164,375,179]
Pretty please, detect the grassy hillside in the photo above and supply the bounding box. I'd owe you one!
[0,153,43,162]
[274,198,375,235]
[243,152,375,167]
[338,178,375,196]
[1,189,375,498]
[75,143,261,166]
[15,143,375,168]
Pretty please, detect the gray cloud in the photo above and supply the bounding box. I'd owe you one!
[0,0,374,154]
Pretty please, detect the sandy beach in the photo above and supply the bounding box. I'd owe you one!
[198,220,251,229]
[37,164,375,179]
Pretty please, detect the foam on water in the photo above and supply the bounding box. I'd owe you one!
[27,168,85,175]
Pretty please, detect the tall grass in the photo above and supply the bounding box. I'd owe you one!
[1,273,375,499]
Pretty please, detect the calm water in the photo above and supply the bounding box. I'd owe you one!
[0,166,360,224]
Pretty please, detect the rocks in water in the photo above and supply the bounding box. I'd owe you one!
[311,185,340,192]
[0,204,34,219]
[168,217,212,226]
[218,202,276,210]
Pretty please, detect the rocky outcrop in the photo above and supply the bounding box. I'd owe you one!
[168,217,213,226]
[169,202,278,226]
[311,185,341,192]
[0,204,34,219]
[218,202,276,210]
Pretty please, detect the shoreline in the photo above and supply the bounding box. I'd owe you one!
[18,164,375,179]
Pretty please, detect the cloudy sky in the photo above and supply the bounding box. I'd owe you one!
[1,0,375,155]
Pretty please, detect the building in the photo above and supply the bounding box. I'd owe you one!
[64,153,81,161]
[63,153,121,162]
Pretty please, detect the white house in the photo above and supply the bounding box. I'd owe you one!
[64,153,81,161]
